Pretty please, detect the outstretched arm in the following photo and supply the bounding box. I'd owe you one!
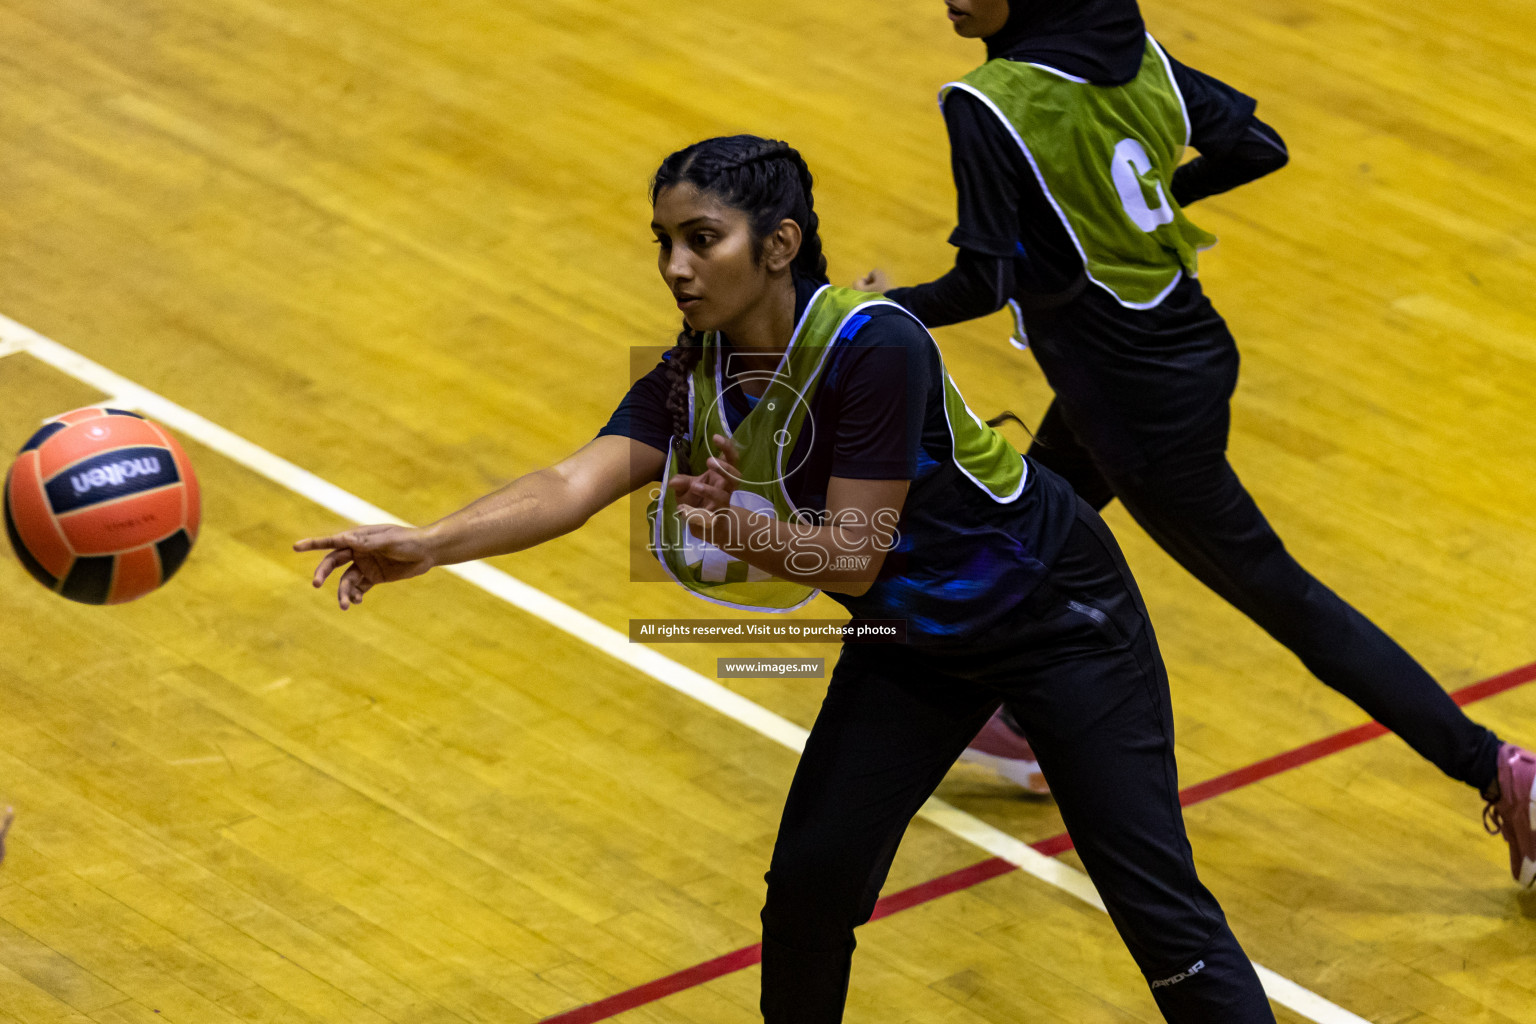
[295,435,665,608]
[417,435,663,563]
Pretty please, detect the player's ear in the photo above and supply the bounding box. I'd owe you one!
[761,218,802,274]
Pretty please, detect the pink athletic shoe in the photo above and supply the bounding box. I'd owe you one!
[959,709,1051,796]
[1484,744,1536,886]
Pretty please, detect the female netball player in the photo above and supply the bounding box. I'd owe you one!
[854,0,1536,883]
[297,135,1278,1021]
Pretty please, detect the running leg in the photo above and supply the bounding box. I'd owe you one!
[1114,451,1501,790]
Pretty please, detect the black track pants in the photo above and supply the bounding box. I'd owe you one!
[759,507,1275,1023]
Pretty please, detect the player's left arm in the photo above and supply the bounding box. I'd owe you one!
[1166,55,1289,206]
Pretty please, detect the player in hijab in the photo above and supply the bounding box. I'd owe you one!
[857,0,1536,887]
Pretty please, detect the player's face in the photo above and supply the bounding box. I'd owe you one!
[652,183,768,334]
[945,0,1010,39]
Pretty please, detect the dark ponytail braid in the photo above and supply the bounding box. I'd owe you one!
[649,135,830,461]
[663,325,704,460]
[780,146,828,285]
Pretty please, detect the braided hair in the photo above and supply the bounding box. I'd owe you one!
[649,135,830,460]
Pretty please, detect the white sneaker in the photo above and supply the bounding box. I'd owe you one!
[959,709,1051,796]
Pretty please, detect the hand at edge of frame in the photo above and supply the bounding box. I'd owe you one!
[852,268,893,293]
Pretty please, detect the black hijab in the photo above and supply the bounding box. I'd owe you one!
[984,0,1147,85]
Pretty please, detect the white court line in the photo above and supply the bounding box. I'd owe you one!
[0,313,1371,1024]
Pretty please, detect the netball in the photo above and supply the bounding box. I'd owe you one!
[3,406,200,605]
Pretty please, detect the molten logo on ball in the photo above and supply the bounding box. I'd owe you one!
[47,447,181,515]
[69,455,165,495]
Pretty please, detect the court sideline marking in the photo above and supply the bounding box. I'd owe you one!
[0,312,1370,1023]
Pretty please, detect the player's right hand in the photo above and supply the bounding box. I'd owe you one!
[294,524,436,610]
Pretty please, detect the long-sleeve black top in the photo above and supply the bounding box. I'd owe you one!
[885,53,1288,327]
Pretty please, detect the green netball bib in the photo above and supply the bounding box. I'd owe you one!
[649,285,1028,611]
[942,35,1216,309]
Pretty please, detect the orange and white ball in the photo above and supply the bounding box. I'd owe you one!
[4,406,201,604]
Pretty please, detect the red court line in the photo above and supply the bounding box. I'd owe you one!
[544,946,766,1024]
[1178,657,1536,807]
[541,659,1536,1023]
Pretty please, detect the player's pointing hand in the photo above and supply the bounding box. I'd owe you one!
[294,524,436,610]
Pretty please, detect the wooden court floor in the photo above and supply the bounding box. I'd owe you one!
[1,0,1535,1020]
